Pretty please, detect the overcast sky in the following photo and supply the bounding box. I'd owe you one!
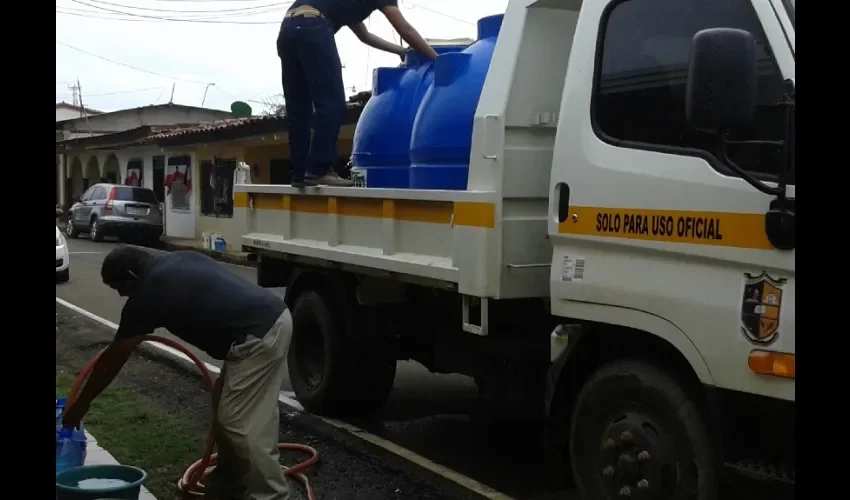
[56,0,509,114]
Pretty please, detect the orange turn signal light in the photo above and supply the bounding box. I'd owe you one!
[748,350,795,379]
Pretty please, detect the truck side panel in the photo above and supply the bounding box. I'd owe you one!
[234,188,502,294]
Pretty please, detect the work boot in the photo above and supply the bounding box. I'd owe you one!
[305,171,355,187]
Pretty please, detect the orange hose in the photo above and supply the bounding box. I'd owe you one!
[67,335,319,500]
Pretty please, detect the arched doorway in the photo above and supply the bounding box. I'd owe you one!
[84,156,100,184]
[103,154,120,184]
[68,157,85,205]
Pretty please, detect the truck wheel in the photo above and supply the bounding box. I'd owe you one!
[289,290,395,416]
[570,359,717,500]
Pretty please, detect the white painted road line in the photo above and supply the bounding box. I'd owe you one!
[55,297,516,500]
[69,251,103,255]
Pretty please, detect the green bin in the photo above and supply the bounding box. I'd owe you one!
[56,464,147,500]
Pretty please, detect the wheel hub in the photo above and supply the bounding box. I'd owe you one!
[598,412,677,498]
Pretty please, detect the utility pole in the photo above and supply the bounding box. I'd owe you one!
[169,83,176,104]
[201,83,215,107]
[68,81,81,109]
[77,78,94,135]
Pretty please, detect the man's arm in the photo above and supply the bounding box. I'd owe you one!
[63,296,157,428]
[75,339,138,405]
[350,22,406,57]
[379,5,438,61]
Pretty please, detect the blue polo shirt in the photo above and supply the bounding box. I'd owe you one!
[292,0,399,33]
[114,251,285,360]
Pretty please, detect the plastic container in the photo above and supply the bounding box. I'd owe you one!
[212,233,226,253]
[409,14,505,190]
[56,464,147,500]
[57,428,88,474]
[57,398,88,474]
[351,43,469,188]
[201,231,212,250]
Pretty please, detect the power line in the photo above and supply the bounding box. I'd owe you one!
[157,0,270,2]
[58,8,164,22]
[401,0,474,26]
[56,40,212,85]
[57,4,285,22]
[80,0,287,13]
[68,0,285,24]
[56,40,265,105]
[57,86,164,98]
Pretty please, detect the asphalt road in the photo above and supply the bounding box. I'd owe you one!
[56,237,576,500]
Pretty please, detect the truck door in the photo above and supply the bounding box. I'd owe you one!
[548,0,794,401]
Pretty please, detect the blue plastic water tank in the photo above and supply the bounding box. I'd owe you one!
[351,44,469,188]
[409,15,504,190]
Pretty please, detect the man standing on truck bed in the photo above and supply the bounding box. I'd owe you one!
[63,247,294,500]
[277,0,438,187]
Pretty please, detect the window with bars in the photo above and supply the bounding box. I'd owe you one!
[200,157,238,217]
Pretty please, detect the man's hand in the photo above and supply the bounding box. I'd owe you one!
[380,6,438,61]
[63,338,137,429]
[62,399,90,429]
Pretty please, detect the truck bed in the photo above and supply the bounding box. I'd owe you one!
[235,184,499,290]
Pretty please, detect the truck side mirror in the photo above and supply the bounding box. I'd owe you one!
[686,28,758,130]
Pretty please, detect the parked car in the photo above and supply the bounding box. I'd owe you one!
[56,225,70,283]
[66,184,163,245]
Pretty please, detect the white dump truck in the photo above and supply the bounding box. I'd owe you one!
[235,0,795,497]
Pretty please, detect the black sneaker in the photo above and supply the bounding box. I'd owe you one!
[290,178,306,188]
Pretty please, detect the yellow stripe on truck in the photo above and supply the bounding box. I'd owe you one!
[558,206,772,250]
[234,192,496,229]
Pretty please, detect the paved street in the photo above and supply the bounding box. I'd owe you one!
[57,237,575,500]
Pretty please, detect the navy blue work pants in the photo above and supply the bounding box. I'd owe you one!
[277,16,346,181]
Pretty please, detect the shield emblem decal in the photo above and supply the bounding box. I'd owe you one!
[740,272,786,345]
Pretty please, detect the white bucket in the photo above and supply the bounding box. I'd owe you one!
[212,233,226,253]
[201,231,212,250]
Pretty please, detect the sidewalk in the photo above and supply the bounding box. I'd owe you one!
[159,236,256,268]
[55,220,256,268]
[85,431,157,500]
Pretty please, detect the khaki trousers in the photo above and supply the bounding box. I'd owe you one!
[207,309,293,500]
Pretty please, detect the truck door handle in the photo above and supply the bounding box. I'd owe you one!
[482,114,500,160]
[556,182,571,223]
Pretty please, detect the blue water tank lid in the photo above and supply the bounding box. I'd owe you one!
[477,14,504,41]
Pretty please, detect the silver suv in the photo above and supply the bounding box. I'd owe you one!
[66,184,163,244]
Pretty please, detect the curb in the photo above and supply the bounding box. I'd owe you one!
[57,220,257,268]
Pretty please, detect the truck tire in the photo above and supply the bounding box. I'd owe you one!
[570,359,717,500]
[288,289,396,416]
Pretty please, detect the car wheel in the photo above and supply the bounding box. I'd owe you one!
[89,218,104,242]
[65,219,79,239]
[56,269,70,283]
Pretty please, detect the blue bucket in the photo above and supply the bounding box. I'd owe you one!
[56,464,148,500]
